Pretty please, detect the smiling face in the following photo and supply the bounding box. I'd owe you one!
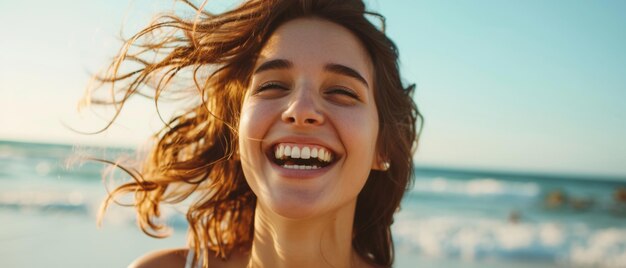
[238,17,381,218]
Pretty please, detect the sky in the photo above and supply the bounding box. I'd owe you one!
[1,0,625,178]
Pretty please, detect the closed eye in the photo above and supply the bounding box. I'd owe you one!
[253,81,290,97]
[324,86,362,105]
[326,87,361,100]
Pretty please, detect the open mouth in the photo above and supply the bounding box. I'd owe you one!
[269,143,336,170]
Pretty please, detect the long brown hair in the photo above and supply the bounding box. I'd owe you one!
[88,0,422,267]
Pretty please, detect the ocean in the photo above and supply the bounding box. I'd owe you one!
[1,140,625,268]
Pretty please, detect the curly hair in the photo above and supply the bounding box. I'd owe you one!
[88,0,422,267]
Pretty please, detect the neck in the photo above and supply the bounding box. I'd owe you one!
[247,201,361,268]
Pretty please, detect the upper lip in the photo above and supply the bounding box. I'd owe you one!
[264,136,341,159]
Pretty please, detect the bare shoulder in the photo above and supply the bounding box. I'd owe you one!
[128,248,189,268]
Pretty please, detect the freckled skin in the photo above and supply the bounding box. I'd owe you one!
[238,17,381,219]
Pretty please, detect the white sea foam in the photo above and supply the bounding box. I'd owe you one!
[539,223,564,247]
[494,223,535,250]
[411,176,540,198]
[392,216,626,267]
[568,228,626,268]
[0,190,89,213]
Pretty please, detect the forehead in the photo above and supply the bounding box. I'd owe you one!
[257,17,373,81]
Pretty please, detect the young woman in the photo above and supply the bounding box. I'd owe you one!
[89,0,422,267]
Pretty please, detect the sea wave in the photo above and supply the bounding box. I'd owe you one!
[410,176,541,198]
[0,191,90,214]
[4,188,626,267]
[0,189,190,230]
[393,216,626,268]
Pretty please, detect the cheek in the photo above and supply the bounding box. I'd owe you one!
[238,101,263,172]
[238,99,280,170]
[335,112,378,202]
[334,106,379,164]
[238,100,269,194]
[239,100,272,141]
[341,106,378,142]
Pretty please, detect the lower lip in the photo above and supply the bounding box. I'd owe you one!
[267,158,334,179]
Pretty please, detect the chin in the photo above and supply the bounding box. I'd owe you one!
[263,190,329,219]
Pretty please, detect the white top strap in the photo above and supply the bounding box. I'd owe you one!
[184,249,195,268]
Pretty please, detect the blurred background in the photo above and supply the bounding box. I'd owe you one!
[1,0,625,267]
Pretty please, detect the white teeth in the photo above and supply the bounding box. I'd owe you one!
[318,148,327,162]
[275,145,284,159]
[274,144,333,162]
[301,147,311,159]
[291,147,301,158]
[282,164,321,170]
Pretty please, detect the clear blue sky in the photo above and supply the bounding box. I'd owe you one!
[1,0,625,177]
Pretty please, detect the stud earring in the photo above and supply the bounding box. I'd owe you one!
[381,161,390,171]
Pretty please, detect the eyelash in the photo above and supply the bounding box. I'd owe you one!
[256,81,288,93]
[255,82,361,101]
[325,87,360,100]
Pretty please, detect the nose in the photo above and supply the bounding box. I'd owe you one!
[281,88,324,126]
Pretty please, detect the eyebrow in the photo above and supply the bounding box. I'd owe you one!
[324,63,369,87]
[253,59,369,87]
[253,59,293,74]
